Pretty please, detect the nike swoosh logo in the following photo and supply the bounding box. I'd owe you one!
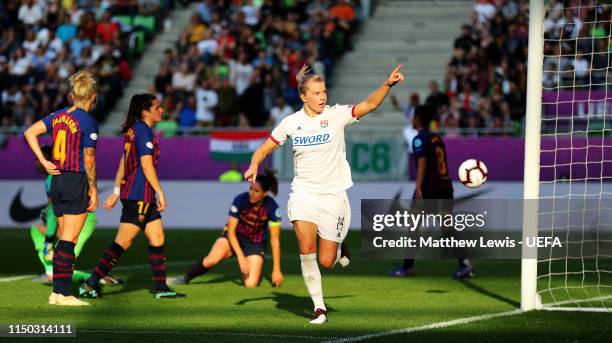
[10,188,47,223]
[9,185,112,223]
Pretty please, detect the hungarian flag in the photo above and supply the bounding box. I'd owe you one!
[210,130,270,161]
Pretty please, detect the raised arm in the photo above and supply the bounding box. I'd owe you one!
[244,138,280,182]
[141,155,166,211]
[84,147,98,211]
[353,64,405,120]
[23,121,59,175]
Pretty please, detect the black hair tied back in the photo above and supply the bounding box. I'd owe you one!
[256,168,279,196]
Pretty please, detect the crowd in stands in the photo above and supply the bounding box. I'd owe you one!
[0,0,170,141]
[152,0,360,130]
[415,0,609,137]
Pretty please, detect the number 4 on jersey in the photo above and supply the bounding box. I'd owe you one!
[53,129,67,166]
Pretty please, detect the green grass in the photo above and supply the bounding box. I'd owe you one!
[1,228,611,342]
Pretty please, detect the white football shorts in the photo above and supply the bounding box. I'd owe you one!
[287,191,351,243]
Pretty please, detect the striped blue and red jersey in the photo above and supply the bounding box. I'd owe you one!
[228,193,282,244]
[42,107,98,172]
[120,121,160,203]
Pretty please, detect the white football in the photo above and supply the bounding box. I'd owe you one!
[458,159,488,188]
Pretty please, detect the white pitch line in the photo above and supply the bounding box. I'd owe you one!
[79,329,335,340]
[0,275,36,283]
[324,309,524,343]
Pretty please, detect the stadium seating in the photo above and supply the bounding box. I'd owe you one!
[151,0,360,130]
[0,0,172,136]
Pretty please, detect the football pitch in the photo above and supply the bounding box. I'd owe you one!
[1,228,611,342]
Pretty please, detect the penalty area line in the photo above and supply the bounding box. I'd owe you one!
[323,309,524,343]
[79,329,336,340]
[0,275,37,282]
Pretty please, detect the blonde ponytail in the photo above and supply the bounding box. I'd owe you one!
[296,64,324,95]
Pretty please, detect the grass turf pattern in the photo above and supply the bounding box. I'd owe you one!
[0,228,611,342]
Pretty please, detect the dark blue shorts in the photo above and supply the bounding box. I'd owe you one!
[50,172,89,216]
[221,231,265,257]
[120,199,161,230]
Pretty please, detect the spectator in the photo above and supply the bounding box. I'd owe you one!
[196,32,218,62]
[96,10,120,43]
[542,63,559,89]
[454,24,478,52]
[0,0,170,134]
[70,30,93,59]
[241,0,260,27]
[8,48,31,85]
[230,51,254,96]
[499,0,519,21]
[505,81,525,121]
[172,61,196,93]
[571,48,590,86]
[425,80,449,111]
[215,77,239,126]
[269,96,293,127]
[239,72,267,127]
[45,30,64,60]
[439,103,460,138]
[458,81,480,113]
[392,91,420,126]
[473,0,497,24]
[57,15,78,42]
[176,93,197,129]
[195,78,218,127]
[197,0,214,24]
[153,0,359,128]
[18,0,44,27]
[187,13,208,44]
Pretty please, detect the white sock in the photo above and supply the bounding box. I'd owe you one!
[300,253,325,311]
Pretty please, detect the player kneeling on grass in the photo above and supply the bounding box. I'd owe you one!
[30,146,123,286]
[79,94,185,299]
[169,169,284,288]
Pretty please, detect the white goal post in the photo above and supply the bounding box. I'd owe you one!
[522,0,612,312]
[521,0,545,312]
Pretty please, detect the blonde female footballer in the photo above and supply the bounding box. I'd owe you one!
[244,64,404,324]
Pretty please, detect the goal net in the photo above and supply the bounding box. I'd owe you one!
[523,0,612,312]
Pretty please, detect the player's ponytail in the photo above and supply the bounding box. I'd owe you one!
[296,64,324,95]
[256,168,279,196]
[121,93,158,133]
[68,71,97,104]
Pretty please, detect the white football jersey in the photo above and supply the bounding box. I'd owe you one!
[270,104,358,194]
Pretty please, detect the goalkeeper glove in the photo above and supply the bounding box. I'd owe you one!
[43,236,54,261]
